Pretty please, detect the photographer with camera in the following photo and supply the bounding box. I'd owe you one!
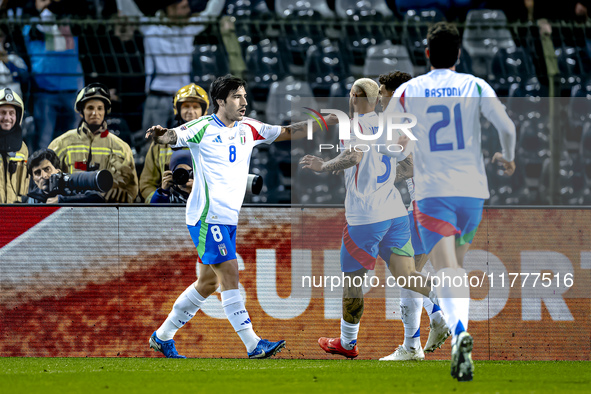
[150,149,193,204]
[48,83,138,203]
[26,148,113,204]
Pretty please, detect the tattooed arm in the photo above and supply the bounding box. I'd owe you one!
[145,125,178,146]
[275,114,339,142]
[300,149,363,173]
[394,153,413,183]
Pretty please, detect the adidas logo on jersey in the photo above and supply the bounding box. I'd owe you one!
[213,135,222,143]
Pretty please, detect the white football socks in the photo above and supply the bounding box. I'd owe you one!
[156,284,207,341]
[340,319,359,350]
[221,289,260,353]
[435,267,470,346]
[423,294,446,326]
[400,287,422,350]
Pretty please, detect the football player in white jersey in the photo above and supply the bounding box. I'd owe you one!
[145,74,335,359]
[378,71,451,362]
[300,78,439,359]
[385,23,516,381]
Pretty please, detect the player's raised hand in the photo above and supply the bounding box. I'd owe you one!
[397,134,410,151]
[492,152,516,176]
[300,155,325,172]
[145,125,167,140]
[324,113,339,126]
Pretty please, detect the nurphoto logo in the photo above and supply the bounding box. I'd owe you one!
[304,108,418,153]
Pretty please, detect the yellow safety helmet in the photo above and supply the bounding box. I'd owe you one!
[173,83,209,117]
[0,88,24,125]
[75,83,111,114]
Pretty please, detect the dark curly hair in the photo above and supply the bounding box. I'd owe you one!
[378,71,412,93]
[427,22,461,69]
[27,149,60,176]
[210,74,247,114]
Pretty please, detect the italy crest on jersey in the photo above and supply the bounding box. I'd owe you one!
[218,243,228,256]
[239,126,247,145]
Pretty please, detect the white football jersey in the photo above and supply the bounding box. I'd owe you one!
[387,69,516,200]
[406,177,415,212]
[172,114,281,225]
[341,112,408,226]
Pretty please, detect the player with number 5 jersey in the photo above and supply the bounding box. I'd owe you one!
[385,22,516,381]
[301,78,439,360]
[145,75,334,359]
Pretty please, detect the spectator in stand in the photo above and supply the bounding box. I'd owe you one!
[139,82,208,202]
[116,0,223,133]
[22,0,86,151]
[48,83,139,203]
[0,29,28,99]
[0,87,29,203]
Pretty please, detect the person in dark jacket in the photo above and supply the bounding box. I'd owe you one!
[150,149,193,204]
[26,148,105,203]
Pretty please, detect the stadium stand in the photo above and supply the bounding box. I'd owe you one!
[0,2,589,204]
[462,9,516,79]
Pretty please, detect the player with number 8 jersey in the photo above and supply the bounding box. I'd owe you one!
[173,111,277,227]
[145,75,332,359]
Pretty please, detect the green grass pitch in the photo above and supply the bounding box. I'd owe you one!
[1,358,589,394]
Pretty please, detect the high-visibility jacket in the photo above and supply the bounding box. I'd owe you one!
[49,124,138,202]
[139,141,173,202]
[0,142,28,203]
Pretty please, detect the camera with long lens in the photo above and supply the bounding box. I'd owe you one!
[172,167,193,186]
[246,174,262,195]
[172,168,262,195]
[47,170,114,197]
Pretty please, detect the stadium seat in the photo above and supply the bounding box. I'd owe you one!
[402,8,446,69]
[327,76,356,110]
[455,46,473,74]
[463,9,516,79]
[363,41,414,80]
[513,120,550,204]
[224,0,273,18]
[275,0,335,19]
[556,46,591,97]
[335,0,394,74]
[335,0,394,20]
[395,0,450,15]
[507,78,549,127]
[245,39,288,112]
[539,152,579,205]
[265,76,316,126]
[489,47,536,97]
[580,123,591,184]
[192,44,230,93]
[273,1,329,77]
[567,80,591,151]
[305,39,350,98]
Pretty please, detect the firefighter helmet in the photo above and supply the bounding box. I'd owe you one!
[0,88,24,125]
[75,83,112,114]
[173,83,209,117]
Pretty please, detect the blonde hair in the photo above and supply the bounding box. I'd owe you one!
[352,78,379,105]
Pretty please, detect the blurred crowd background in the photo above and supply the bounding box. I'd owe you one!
[1,0,591,205]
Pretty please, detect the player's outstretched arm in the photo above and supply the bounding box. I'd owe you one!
[275,114,339,142]
[394,153,413,183]
[145,125,178,146]
[300,150,363,173]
